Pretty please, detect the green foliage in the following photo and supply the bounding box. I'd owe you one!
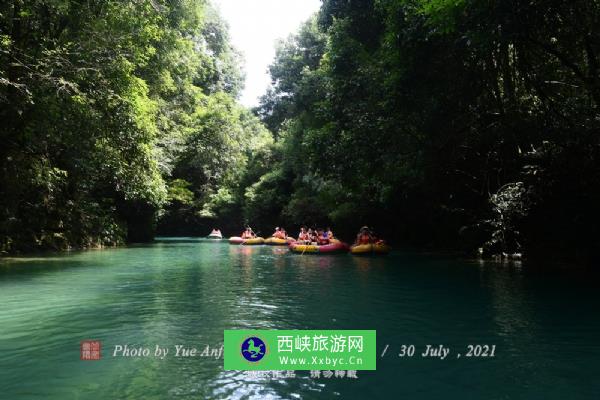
[197,3,245,97]
[0,0,265,252]
[3,0,599,264]
[418,0,466,33]
[255,0,600,261]
[158,89,274,235]
[167,179,194,205]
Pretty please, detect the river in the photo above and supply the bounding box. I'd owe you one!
[0,238,599,399]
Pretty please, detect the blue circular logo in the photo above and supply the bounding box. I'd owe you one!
[241,336,266,362]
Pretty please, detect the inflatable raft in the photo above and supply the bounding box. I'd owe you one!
[350,243,391,255]
[289,239,349,254]
[264,237,295,246]
[207,233,223,240]
[229,236,265,245]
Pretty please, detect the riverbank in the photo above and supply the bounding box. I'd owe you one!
[1,236,596,272]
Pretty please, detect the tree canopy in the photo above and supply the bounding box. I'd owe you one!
[253,0,600,262]
[2,0,599,264]
[0,0,268,251]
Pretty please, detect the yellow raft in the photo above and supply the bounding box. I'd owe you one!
[264,237,291,246]
[350,243,391,255]
[229,236,264,245]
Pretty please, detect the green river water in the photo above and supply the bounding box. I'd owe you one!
[0,237,599,399]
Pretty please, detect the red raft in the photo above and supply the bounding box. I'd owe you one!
[289,239,349,254]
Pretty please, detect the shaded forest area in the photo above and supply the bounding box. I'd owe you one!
[2,0,599,264]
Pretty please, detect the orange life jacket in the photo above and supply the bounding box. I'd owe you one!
[298,232,308,241]
[359,233,371,245]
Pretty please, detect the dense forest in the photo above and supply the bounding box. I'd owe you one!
[1,0,272,251]
[2,0,599,264]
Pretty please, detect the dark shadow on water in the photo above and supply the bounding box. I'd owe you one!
[0,258,91,281]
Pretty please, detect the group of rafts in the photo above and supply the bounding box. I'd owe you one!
[207,226,390,255]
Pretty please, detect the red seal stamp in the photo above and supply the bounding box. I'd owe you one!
[81,340,101,360]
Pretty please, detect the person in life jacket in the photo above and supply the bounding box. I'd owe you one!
[325,227,334,240]
[307,228,318,244]
[241,227,255,239]
[316,228,329,245]
[355,226,374,245]
[272,227,286,239]
[297,227,309,243]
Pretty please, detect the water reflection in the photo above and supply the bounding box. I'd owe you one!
[1,242,599,399]
[207,370,324,400]
[479,265,535,338]
[350,255,389,270]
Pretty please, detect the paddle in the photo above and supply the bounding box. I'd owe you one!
[301,244,308,256]
[301,239,317,256]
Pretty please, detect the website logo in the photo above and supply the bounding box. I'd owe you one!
[241,336,266,362]
[225,330,376,370]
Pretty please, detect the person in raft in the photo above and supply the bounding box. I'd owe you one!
[306,228,314,243]
[272,227,286,239]
[355,226,374,245]
[310,228,319,244]
[241,227,256,239]
[317,228,330,245]
[297,227,309,243]
[326,227,334,240]
[211,228,222,237]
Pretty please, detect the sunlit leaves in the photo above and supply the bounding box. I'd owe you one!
[0,0,254,251]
